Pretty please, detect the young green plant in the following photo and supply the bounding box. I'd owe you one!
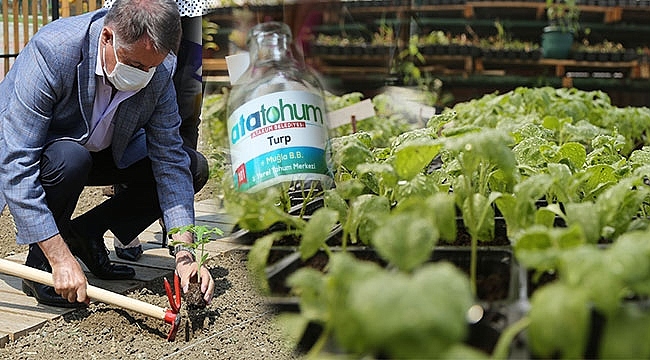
[169,224,224,282]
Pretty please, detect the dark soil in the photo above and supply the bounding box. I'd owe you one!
[185,281,207,310]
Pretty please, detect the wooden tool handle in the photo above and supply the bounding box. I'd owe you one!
[0,258,168,321]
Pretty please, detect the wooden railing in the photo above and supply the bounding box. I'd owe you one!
[1,0,102,80]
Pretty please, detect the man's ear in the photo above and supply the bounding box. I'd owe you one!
[100,27,113,46]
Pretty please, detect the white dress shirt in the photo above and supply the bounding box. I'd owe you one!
[84,42,136,152]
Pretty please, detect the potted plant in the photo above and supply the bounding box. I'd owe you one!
[542,0,580,59]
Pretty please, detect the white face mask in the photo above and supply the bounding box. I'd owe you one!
[103,35,155,92]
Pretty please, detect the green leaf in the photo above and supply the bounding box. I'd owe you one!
[343,194,390,245]
[332,179,367,200]
[299,208,339,260]
[596,176,649,239]
[564,202,602,244]
[372,215,439,272]
[599,304,650,359]
[534,206,558,228]
[496,174,555,237]
[391,140,443,180]
[331,134,374,172]
[608,231,650,288]
[323,189,349,223]
[246,233,277,294]
[225,187,305,232]
[393,173,446,203]
[559,246,625,315]
[286,267,330,322]
[461,193,495,242]
[513,225,585,270]
[552,142,586,170]
[356,162,398,192]
[340,262,473,358]
[528,282,590,359]
[629,146,650,167]
[547,163,579,203]
[440,344,490,360]
[581,165,618,200]
[426,193,458,243]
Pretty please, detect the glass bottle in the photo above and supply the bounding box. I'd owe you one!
[226,22,332,194]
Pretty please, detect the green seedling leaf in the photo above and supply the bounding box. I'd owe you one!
[564,202,602,244]
[596,176,650,239]
[513,224,585,270]
[440,344,489,360]
[629,146,650,167]
[581,165,618,200]
[608,231,650,289]
[547,163,579,203]
[323,188,349,222]
[391,193,457,243]
[343,194,390,246]
[426,193,457,242]
[299,208,339,260]
[331,133,374,172]
[461,193,495,242]
[332,178,367,200]
[528,282,590,359]
[246,233,277,294]
[169,224,224,283]
[339,262,473,358]
[372,215,439,272]
[599,303,650,359]
[356,162,398,194]
[286,267,330,322]
[551,142,586,170]
[534,206,558,228]
[559,246,625,315]
[445,129,517,183]
[391,140,443,180]
[496,174,555,237]
[225,186,305,232]
[393,173,446,203]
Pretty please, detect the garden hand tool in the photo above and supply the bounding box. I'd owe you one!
[0,258,182,341]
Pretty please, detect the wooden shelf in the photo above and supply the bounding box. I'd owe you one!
[200,1,650,106]
[340,1,647,23]
[203,58,227,72]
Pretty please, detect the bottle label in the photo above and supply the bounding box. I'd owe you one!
[227,90,332,192]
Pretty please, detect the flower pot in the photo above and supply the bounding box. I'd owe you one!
[541,26,574,59]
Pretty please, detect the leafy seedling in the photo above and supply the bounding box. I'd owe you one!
[169,224,224,308]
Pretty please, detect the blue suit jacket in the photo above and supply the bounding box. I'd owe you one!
[0,10,195,245]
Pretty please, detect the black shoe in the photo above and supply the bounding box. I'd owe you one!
[65,231,136,280]
[115,245,143,261]
[22,279,87,308]
[22,246,87,308]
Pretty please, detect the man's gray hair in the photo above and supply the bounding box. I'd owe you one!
[104,0,181,54]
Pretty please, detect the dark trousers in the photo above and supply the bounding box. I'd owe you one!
[40,140,208,246]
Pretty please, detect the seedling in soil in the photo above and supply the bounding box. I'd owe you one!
[169,224,224,308]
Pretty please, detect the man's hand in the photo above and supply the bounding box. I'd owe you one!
[39,235,89,305]
[172,232,215,304]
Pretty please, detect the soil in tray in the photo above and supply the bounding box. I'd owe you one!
[451,217,510,246]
